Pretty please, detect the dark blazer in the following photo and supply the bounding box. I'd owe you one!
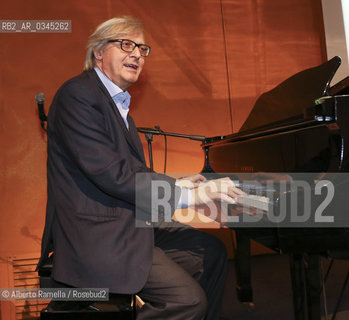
[37,69,179,293]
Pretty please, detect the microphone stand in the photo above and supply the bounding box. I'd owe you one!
[137,126,205,171]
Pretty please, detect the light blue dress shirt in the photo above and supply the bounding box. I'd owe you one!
[94,66,130,129]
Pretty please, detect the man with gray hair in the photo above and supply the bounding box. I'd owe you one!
[38,16,242,320]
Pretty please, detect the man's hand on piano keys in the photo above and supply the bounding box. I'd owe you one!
[176,175,269,223]
[189,177,244,207]
[176,174,207,189]
[180,178,269,224]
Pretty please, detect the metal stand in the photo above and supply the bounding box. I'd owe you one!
[144,133,154,171]
[137,126,205,170]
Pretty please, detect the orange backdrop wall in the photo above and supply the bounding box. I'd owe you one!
[0,0,326,313]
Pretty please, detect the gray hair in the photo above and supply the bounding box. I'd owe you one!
[84,16,144,70]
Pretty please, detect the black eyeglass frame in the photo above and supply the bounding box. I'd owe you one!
[108,39,151,57]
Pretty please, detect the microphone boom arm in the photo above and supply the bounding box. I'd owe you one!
[137,127,205,141]
[137,126,206,171]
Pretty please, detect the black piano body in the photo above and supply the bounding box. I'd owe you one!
[202,56,349,320]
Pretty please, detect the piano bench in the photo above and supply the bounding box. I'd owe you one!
[40,297,135,320]
[38,257,136,320]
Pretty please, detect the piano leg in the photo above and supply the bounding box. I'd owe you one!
[290,253,307,320]
[234,231,254,306]
[305,254,322,320]
[289,253,322,320]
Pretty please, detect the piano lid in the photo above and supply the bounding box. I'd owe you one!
[240,56,342,133]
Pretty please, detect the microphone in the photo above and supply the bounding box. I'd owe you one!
[35,93,47,130]
[137,127,161,134]
[35,92,47,122]
[137,127,205,141]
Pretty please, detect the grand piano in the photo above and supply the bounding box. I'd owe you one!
[201,56,349,320]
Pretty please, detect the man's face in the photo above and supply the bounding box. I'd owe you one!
[95,33,145,91]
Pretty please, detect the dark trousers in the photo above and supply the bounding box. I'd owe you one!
[137,223,228,320]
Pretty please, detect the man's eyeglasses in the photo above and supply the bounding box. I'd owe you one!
[108,39,151,57]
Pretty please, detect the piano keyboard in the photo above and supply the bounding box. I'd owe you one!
[234,182,276,195]
[235,194,270,212]
[233,182,276,212]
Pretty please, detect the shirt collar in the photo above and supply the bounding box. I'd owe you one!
[94,66,123,98]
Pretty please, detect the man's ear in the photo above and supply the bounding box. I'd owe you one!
[93,48,103,61]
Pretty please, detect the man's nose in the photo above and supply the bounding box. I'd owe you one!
[130,46,141,58]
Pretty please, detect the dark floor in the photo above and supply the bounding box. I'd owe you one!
[220,254,349,320]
